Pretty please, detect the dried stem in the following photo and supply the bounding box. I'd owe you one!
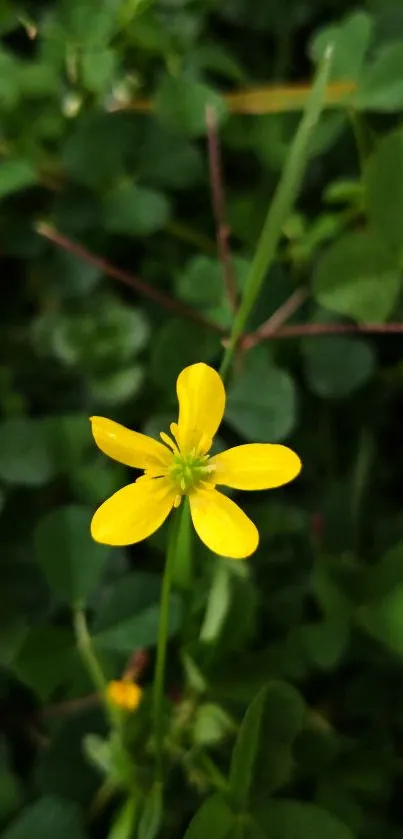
[206,106,238,312]
[43,693,99,718]
[242,288,308,349]
[36,223,224,334]
[260,321,403,340]
[35,223,403,349]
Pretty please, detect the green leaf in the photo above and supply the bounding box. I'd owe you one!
[155,72,227,137]
[0,619,26,667]
[82,47,117,93]
[193,703,235,746]
[93,572,181,652]
[13,627,77,700]
[312,232,400,322]
[0,771,22,820]
[150,318,221,392]
[0,158,37,198]
[45,299,149,368]
[35,505,110,606]
[71,458,125,505]
[176,256,225,308]
[311,10,372,82]
[138,783,163,839]
[0,417,56,486]
[226,349,297,442]
[1,796,87,839]
[176,256,250,327]
[200,563,231,643]
[360,582,403,657]
[89,365,144,405]
[64,0,117,43]
[103,183,170,236]
[107,797,138,839]
[137,122,202,189]
[299,617,349,669]
[229,681,305,810]
[355,42,403,112]
[184,795,235,839]
[366,543,403,600]
[44,250,102,298]
[62,111,136,188]
[41,414,92,473]
[302,336,376,398]
[367,128,403,256]
[254,799,354,839]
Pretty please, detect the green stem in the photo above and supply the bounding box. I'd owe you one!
[348,108,373,174]
[73,607,117,727]
[152,507,182,780]
[219,45,334,381]
[74,607,107,694]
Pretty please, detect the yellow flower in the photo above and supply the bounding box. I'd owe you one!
[90,362,301,559]
[107,680,143,711]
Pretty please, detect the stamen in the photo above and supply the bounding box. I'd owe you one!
[174,494,182,508]
[144,468,166,479]
[198,480,215,490]
[170,422,179,444]
[197,434,213,456]
[160,431,179,454]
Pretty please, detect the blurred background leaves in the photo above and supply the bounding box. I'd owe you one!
[2,1,403,838]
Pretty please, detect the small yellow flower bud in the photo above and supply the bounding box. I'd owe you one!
[107,680,143,712]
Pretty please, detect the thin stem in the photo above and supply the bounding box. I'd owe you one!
[35,223,224,335]
[241,287,308,349]
[166,220,216,255]
[252,321,403,340]
[348,108,373,173]
[152,508,181,780]
[219,45,334,380]
[206,105,238,312]
[112,80,355,116]
[74,608,107,694]
[73,608,117,727]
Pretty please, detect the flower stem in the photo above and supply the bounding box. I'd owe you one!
[73,607,117,727]
[152,507,182,780]
[219,44,334,381]
[74,607,107,694]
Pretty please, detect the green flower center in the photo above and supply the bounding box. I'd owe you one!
[169,452,213,494]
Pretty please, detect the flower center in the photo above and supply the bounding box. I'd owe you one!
[169,451,214,494]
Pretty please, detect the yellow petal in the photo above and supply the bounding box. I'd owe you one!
[90,416,171,471]
[211,444,301,490]
[189,487,258,559]
[91,478,175,546]
[175,363,225,454]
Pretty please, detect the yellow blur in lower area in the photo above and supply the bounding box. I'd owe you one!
[107,680,143,712]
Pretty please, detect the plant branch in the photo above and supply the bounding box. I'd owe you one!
[110,80,356,116]
[259,321,403,339]
[35,222,224,334]
[34,223,403,349]
[219,44,335,380]
[206,105,238,312]
[242,287,308,349]
[153,510,181,782]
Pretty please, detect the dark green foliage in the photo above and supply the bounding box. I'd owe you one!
[2,1,403,838]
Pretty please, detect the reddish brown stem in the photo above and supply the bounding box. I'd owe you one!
[36,223,225,334]
[35,223,403,348]
[205,106,238,312]
[242,288,308,349]
[260,321,403,339]
[43,693,99,718]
